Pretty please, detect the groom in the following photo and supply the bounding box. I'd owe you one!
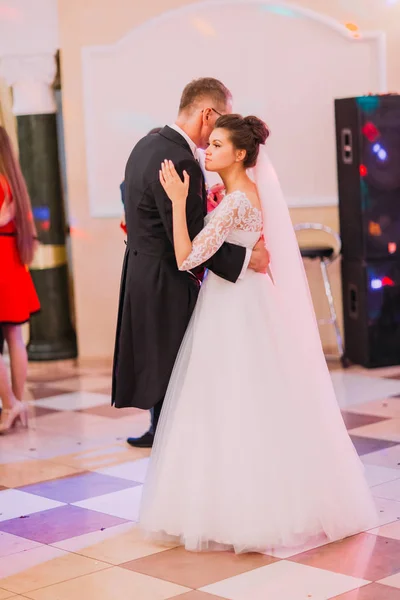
[112,78,270,447]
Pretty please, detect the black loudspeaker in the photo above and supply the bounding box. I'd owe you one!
[335,95,400,367]
[341,260,400,367]
[335,95,400,261]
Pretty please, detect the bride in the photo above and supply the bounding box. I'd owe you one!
[139,113,377,553]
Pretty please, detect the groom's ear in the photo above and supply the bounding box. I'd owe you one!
[202,108,213,123]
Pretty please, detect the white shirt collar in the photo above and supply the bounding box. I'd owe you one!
[169,123,198,159]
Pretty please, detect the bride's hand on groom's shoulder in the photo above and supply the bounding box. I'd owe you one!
[159,160,190,207]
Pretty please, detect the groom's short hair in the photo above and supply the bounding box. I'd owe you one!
[179,78,232,114]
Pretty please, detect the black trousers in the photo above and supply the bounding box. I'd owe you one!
[151,399,164,433]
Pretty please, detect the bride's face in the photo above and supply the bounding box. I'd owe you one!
[205,128,244,172]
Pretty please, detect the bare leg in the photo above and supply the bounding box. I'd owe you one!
[0,353,17,410]
[0,326,28,432]
[3,325,28,401]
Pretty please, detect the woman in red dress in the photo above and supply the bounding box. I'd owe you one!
[0,126,40,433]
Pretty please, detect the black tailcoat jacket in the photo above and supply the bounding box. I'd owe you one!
[112,127,246,409]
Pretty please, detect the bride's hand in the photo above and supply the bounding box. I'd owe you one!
[159,160,189,206]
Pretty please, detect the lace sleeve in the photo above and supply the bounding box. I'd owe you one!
[179,191,244,271]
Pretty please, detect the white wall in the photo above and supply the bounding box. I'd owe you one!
[0,0,59,56]
[81,1,385,218]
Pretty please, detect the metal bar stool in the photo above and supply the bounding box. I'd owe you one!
[294,223,348,367]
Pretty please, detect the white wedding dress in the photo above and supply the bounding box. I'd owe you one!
[139,190,377,553]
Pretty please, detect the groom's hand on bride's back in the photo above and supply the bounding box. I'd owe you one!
[249,239,270,274]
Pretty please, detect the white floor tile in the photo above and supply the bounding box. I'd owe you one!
[0,532,42,558]
[373,496,400,527]
[362,445,400,470]
[330,372,400,409]
[364,464,400,487]
[377,571,400,590]
[96,458,149,483]
[201,560,369,600]
[73,486,143,522]
[0,451,35,465]
[371,478,400,502]
[0,490,65,522]
[0,545,66,579]
[369,520,400,540]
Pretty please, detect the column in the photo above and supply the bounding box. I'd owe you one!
[1,53,77,360]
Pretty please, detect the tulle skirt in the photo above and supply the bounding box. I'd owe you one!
[139,269,377,553]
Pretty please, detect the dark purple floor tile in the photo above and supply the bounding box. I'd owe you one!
[341,411,389,430]
[28,386,72,400]
[0,504,129,544]
[27,374,80,384]
[332,582,400,599]
[291,532,400,581]
[350,435,400,456]
[18,472,140,503]
[28,405,59,418]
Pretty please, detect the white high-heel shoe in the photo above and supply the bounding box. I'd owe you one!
[0,402,28,433]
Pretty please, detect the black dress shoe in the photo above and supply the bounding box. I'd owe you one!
[127,431,154,448]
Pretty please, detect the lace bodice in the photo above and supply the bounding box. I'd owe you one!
[179,190,263,272]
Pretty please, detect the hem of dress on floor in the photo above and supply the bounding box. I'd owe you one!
[139,525,358,555]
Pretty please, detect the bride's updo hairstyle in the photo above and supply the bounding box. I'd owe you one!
[214,114,270,168]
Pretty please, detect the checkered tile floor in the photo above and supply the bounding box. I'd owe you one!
[0,360,400,599]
